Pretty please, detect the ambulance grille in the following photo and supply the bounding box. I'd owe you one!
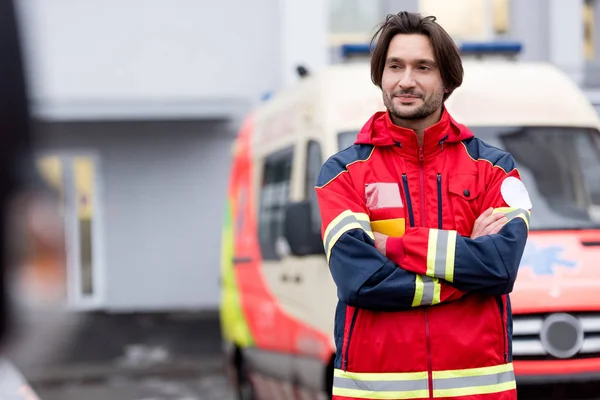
[512,313,600,360]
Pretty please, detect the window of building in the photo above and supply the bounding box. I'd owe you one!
[492,0,510,35]
[36,154,101,307]
[420,0,510,40]
[584,0,595,60]
[328,0,383,45]
[258,147,294,261]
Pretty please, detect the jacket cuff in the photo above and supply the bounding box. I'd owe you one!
[386,236,406,265]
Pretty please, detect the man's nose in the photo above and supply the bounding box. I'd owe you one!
[398,69,416,88]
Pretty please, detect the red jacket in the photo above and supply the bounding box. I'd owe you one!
[315,109,531,400]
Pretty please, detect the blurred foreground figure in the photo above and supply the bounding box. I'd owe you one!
[0,0,69,398]
[315,12,531,400]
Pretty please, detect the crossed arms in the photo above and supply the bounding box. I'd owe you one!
[315,161,530,311]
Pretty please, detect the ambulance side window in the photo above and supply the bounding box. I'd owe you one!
[258,147,294,261]
[305,140,323,231]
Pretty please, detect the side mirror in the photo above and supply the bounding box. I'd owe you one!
[283,201,324,256]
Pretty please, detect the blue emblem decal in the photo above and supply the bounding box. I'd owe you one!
[519,242,577,276]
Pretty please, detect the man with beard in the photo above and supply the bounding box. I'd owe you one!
[315,12,532,400]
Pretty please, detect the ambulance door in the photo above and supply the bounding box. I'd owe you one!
[253,145,297,383]
[259,138,335,396]
[287,139,337,328]
[288,139,339,396]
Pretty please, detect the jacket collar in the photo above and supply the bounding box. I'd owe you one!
[354,107,474,161]
[382,108,451,160]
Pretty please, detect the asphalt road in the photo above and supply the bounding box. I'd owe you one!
[32,373,235,400]
[32,375,600,400]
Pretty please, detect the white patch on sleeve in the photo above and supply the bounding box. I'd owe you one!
[500,176,532,209]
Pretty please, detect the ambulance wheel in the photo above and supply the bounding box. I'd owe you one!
[235,351,256,400]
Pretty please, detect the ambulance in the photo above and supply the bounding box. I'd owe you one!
[219,43,600,399]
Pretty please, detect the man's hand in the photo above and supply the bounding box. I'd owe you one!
[471,208,508,239]
[374,232,388,255]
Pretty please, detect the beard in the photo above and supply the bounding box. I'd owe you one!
[384,88,444,121]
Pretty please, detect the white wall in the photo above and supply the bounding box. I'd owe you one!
[280,0,329,88]
[36,121,235,311]
[548,0,585,85]
[17,0,282,118]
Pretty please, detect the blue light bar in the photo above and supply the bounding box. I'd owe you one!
[459,41,522,55]
[339,41,523,59]
[340,43,372,58]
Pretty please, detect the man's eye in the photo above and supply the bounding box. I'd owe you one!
[418,65,430,70]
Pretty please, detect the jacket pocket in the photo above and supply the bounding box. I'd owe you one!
[447,173,481,236]
[495,296,508,363]
[343,308,360,371]
[368,196,407,238]
[344,308,429,373]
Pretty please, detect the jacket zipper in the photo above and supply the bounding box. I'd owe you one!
[496,296,508,363]
[418,146,434,398]
[418,144,433,398]
[343,308,360,371]
[402,174,415,227]
[418,147,426,227]
[425,310,433,399]
[437,174,442,229]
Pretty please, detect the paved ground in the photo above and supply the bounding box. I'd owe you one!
[31,377,600,400]
[8,311,234,400]
[32,374,236,400]
[7,311,600,400]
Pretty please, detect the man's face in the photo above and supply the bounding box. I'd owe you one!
[381,34,445,121]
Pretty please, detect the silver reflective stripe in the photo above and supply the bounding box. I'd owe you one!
[504,209,530,225]
[334,376,429,392]
[434,370,515,390]
[434,230,449,279]
[421,276,435,306]
[324,215,371,251]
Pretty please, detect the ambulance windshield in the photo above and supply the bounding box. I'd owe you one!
[475,126,600,230]
[337,127,600,230]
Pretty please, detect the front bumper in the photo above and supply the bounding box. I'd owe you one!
[515,358,600,384]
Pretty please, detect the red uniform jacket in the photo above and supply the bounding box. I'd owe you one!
[315,109,531,400]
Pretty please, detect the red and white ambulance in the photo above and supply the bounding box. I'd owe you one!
[220,44,600,399]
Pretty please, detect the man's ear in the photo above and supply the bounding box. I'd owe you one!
[444,88,450,93]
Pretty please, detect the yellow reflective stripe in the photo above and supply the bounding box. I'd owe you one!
[432,277,441,305]
[434,369,514,391]
[333,364,515,399]
[433,381,516,398]
[412,275,441,307]
[432,362,514,379]
[412,275,424,307]
[426,229,438,276]
[323,210,353,244]
[493,207,531,230]
[334,369,428,381]
[426,229,456,283]
[333,369,429,399]
[323,210,373,261]
[432,362,516,396]
[445,231,456,283]
[332,387,430,399]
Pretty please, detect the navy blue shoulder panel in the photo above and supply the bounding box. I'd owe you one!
[462,137,516,173]
[316,144,374,187]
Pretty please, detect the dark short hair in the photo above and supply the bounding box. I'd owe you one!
[370,12,463,101]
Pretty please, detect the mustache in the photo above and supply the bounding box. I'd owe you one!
[392,90,423,98]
